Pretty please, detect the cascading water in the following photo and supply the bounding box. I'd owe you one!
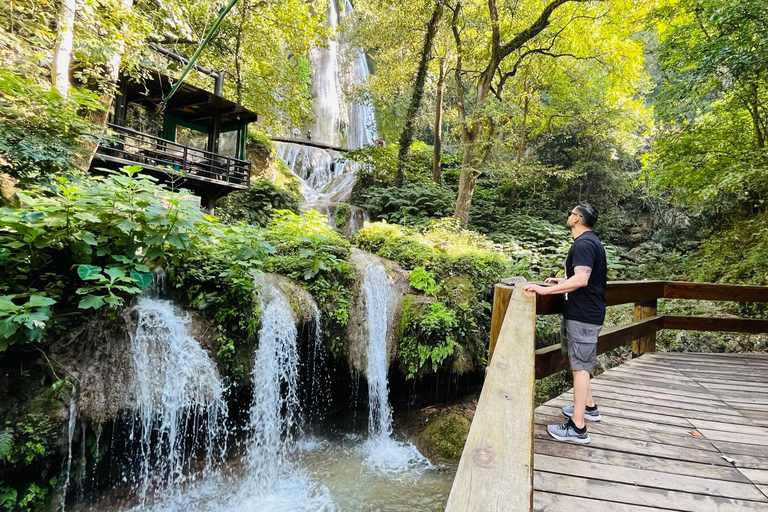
[362,264,394,440]
[358,259,428,473]
[274,0,376,234]
[59,395,77,512]
[129,297,228,503]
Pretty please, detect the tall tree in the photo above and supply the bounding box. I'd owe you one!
[432,56,446,184]
[449,0,606,226]
[395,1,444,187]
[51,0,77,96]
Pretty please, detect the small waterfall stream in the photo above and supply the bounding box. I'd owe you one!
[129,297,229,503]
[357,258,428,473]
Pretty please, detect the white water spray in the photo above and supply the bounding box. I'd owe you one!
[59,395,77,511]
[359,260,429,473]
[130,297,228,502]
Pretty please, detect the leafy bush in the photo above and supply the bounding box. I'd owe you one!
[215,180,301,227]
[352,184,455,226]
[398,296,460,379]
[0,167,208,349]
[0,69,102,182]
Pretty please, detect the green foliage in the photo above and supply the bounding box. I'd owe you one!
[0,166,207,348]
[353,184,455,226]
[0,69,102,182]
[215,180,302,227]
[334,203,349,229]
[0,395,60,512]
[409,267,439,296]
[686,212,768,286]
[265,210,353,353]
[398,296,459,379]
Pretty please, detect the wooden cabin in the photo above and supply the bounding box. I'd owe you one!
[92,66,257,210]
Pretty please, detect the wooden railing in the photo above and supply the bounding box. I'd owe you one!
[97,123,251,187]
[446,280,768,512]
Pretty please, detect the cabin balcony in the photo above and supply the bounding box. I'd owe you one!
[94,123,250,208]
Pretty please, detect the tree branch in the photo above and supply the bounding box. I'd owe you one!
[499,0,600,60]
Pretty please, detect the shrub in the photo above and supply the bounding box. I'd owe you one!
[0,167,209,349]
[215,180,301,227]
[0,69,102,183]
[352,184,455,226]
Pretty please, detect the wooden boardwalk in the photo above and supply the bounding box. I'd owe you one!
[533,352,768,511]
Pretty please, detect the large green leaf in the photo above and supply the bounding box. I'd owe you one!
[78,295,105,310]
[130,269,154,290]
[77,265,102,281]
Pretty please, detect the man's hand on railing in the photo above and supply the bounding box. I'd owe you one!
[522,283,553,295]
[545,277,566,284]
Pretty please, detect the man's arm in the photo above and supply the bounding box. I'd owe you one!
[522,266,591,296]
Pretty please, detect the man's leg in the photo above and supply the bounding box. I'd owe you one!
[572,369,591,429]
[586,386,595,408]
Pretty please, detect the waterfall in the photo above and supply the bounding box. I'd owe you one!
[59,395,77,512]
[362,263,394,440]
[273,0,376,236]
[218,281,333,510]
[129,297,228,503]
[357,259,428,473]
[343,0,377,150]
[243,285,301,490]
[308,0,377,148]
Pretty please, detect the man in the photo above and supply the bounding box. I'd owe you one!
[522,202,607,444]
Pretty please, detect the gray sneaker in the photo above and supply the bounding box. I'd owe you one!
[562,404,602,422]
[547,419,590,444]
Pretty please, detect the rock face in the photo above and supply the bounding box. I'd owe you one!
[399,396,477,465]
[346,249,410,374]
[253,273,320,326]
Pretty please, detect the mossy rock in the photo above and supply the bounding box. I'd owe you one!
[416,412,471,464]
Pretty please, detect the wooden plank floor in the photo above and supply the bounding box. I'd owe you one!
[533,352,768,512]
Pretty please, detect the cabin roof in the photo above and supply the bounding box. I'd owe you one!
[121,70,258,128]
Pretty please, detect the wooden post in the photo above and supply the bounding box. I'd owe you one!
[446,287,537,512]
[632,299,658,357]
[488,284,514,364]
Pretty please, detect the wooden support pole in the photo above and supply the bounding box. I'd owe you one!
[446,288,536,512]
[632,299,658,357]
[488,284,514,364]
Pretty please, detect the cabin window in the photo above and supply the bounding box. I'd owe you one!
[218,130,239,158]
[125,103,163,137]
[175,125,208,150]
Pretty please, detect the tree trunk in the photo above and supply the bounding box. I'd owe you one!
[516,95,529,164]
[52,0,77,97]
[75,0,134,172]
[432,58,446,185]
[395,1,444,187]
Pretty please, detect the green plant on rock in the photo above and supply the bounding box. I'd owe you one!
[215,180,301,227]
[399,296,460,379]
[409,266,439,296]
[0,166,209,348]
[334,203,349,229]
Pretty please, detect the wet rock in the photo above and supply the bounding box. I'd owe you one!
[399,396,477,465]
[254,273,319,325]
[346,249,410,374]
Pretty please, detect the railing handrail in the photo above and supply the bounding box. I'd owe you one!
[105,122,251,167]
[447,278,768,512]
[98,123,251,187]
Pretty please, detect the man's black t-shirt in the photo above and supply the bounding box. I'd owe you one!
[562,231,607,326]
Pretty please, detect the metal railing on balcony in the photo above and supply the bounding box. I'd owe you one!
[97,123,250,188]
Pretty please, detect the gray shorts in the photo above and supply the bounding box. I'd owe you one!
[560,319,602,372]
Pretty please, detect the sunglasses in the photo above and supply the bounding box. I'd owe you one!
[568,211,582,218]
